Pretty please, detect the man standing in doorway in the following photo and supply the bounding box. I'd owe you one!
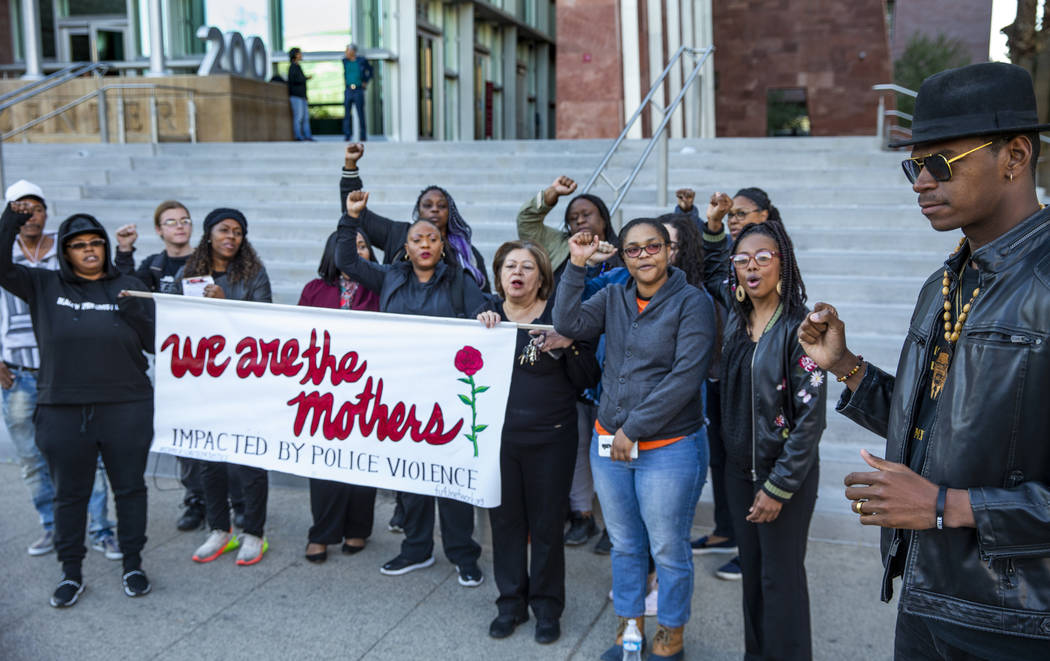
[343,43,373,142]
[799,62,1050,659]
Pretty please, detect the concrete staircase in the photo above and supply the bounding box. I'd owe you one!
[0,136,972,544]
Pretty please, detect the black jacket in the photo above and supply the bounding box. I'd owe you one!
[702,225,826,501]
[114,249,188,294]
[0,206,153,404]
[839,206,1050,640]
[335,213,487,319]
[339,168,490,292]
[723,309,826,502]
[288,63,308,98]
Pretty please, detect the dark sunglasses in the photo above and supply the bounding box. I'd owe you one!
[66,238,106,251]
[623,242,666,258]
[730,249,779,268]
[901,141,992,184]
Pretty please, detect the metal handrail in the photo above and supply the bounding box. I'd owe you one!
[3,83,198,144]
[0,62,108,111]
[582,45,714,221]
[873,83,918,148]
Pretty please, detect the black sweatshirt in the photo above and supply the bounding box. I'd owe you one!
[0,206,154,404]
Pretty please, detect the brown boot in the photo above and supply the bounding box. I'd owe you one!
[600,617,646,661]
[650,624,684,659]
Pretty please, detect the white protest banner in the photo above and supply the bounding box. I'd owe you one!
[149,293,517,507]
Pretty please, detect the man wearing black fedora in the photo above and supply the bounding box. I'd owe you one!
[798,61,1050,659]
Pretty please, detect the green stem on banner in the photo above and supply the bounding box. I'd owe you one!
[469,375,478,457]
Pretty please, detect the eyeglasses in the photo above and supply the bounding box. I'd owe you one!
[727,208,760,220]
[902,141,993,184]
[730,249,779,268]
[623,242,666,258]
[66,239,106,251]
[161,217,192,227]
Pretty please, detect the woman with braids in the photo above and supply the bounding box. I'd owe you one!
[710,220,826,661]
[689,186,784,579]
[338,143,489,291]
[175,208,273,567]
[298,231,380,563]
[338,190,486,586]
[554,219,715,661]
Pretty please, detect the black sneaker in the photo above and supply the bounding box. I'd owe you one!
[122,569,152,597]
[593,529,612,555]
[379,554,435,576]
[535,618,561,644]
[690,534,737,555]
[456,562,484,587]
[564,512,598,546]
[489,613,528,639]
[176,503,205,531]
[50,578,84,608]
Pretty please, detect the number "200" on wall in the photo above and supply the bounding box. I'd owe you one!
[196,26,270,81]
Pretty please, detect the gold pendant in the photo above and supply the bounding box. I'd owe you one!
[930,350,950,400]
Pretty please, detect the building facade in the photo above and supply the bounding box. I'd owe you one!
[3,0,555,141]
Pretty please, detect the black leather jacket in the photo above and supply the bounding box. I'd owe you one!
[724,309,827,501]
[838,207,1050,640]
[704,228,826,501]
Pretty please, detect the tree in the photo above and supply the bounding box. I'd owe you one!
[1004,1,1049,186]
[893,33,971,116]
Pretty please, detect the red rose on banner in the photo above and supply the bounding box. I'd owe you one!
[455,346,484,376]
[454,346,489,457]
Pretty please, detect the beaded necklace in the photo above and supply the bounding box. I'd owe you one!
[941,237,979,344]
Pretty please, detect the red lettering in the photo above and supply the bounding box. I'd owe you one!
[287,378,463,446]
[160,333,229,378]
[235,337,265,377]
[300,329,367,386]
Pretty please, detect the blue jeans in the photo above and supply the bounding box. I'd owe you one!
[3,369,113,538]
[591,429,703,627]
[290,95,312,140]
[343,87,367,140]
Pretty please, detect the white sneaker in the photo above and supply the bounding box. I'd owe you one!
[192,529,239,563]
[236,534,268,566]
[28,530,55,556]
[644,588,658,617]
[91,534,123,560]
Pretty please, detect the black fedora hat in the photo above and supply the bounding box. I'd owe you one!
[889,62,1050,148]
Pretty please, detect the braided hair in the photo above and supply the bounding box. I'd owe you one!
[656,212,704,287]
[728,220,806,331]
[734,187,782,224]
[411,185,484,287]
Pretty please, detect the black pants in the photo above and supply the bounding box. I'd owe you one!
[35,400,153,577]
[179,457,244,511]
[726,465,818,661]
[894,610,1049,661]
[201,462,268,538]
[308,478,376,544]
[490,437,576,620]
[706,381,734,540]
[400,492,480,566]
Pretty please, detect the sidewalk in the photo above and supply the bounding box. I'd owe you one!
[0,460,897,660]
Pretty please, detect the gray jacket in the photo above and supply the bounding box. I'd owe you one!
[174,265,272,303]
[553,262,714,443]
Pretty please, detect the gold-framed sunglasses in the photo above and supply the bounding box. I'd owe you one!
[901,141,993,184]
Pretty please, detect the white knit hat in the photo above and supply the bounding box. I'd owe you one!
[5,179,45,206]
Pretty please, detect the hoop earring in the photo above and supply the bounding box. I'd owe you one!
[1009,172,1015,182]
[441,249,446,259]
[402,252,409,261]
[735,285,746,302]
[776,280,783,296]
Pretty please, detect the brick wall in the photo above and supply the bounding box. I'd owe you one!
[712,0,893,137]
[891,0,992,66]
[554,0,624,139]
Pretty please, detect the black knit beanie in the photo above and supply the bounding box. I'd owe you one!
[203,208,247,236]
